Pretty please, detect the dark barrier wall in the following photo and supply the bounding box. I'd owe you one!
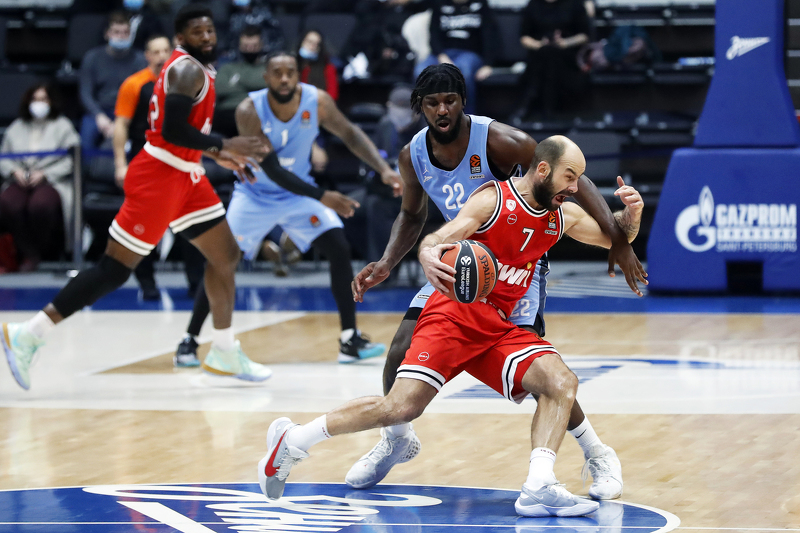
[648,0,800,292]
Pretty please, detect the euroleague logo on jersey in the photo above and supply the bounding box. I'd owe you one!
[301,110,312,127]
[469,154,481,174]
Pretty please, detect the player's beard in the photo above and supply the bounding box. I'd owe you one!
[182,42,218,65]
[532,171,569,211]
[425,113,462,145]
[270,86,297,104]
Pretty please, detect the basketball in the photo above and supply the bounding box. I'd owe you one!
[439,240,498,304]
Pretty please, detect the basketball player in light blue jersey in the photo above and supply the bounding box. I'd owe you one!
[174,51,402,364]
[347,64,648,499]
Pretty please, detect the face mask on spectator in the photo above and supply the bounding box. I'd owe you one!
[388,105,415,131]
[241,51,260,64]
[298,47,318,61]
[29,101,50,120]
[109,37,132,51]
[233,0,251,7]
[123,0,144,10]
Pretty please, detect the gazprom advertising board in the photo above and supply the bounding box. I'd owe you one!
[647,0,800,291]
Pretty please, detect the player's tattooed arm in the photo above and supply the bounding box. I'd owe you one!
[612,176,644,242]
[317,90,402,195]
[574,173,647,296]
[563,177,644,247]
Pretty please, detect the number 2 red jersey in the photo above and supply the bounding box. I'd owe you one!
[472,179,564,317]
[145,46,216,163]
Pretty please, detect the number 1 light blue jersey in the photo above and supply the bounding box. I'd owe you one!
[409,115,503,221]
[242,82,320,199]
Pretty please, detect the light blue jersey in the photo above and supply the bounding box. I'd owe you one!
[225,83,342,260]
[409,115,501,222]
[407,115,548,334]
[241,83,320,200]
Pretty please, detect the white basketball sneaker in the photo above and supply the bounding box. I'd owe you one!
[345,425,421,489]
[515,482,600,517]
[258,417,308,500]
[582,444,623,500]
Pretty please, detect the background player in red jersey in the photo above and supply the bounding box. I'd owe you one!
[2,4,271,390]
[256,136,644,518]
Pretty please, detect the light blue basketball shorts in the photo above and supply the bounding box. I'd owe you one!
[226,188,343,260]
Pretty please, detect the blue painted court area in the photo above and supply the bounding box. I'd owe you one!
[1,285,799,314]
[0,482,678,533]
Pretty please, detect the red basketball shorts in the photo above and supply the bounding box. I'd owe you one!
[110,147,225,255]
[398,292,559,403]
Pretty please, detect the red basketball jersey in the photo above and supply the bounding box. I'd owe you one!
[145,47,216,163]
[472,179,564,317]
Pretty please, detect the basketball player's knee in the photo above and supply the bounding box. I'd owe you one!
[98,254,133,288]
[390,401,425,424]
[550,368,578,403]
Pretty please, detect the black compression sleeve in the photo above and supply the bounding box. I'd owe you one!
[162,93,223,151]
[261,152,325,200]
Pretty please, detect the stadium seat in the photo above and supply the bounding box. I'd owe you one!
[276,13,302,50]
[0,72,46,126]
[302,13,356,58]
[65,13,106,67]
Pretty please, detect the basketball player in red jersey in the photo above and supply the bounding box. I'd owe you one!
[348,65,640,500]
[1,4,272,390]
[257,136,644,518]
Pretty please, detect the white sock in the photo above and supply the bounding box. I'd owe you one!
[286,415,331,452]
[568,417,603,459]
[385,423,410,439]
[26,311,55,339]
[211,327,235,352]
[525,447,557,489]
[340,328,355,343]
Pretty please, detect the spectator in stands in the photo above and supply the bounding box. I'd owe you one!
[297,30,341,179]
[0,84,79,272]
[223,0,284,58]
[345,84,424,265]
[340,0,416,83]
[297,29,340,102]
[79,11,147,151]
[215,25,268,138]
[513,0,591,121]
[124,0,167,51]
[414,0,498,114]
[113,34,172,300]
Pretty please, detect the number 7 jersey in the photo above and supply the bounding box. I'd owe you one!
[472,179,564,318]
[409,115,504,221]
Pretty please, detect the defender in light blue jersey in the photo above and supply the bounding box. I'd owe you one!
[346,64,646,499]
[175,51,403,364]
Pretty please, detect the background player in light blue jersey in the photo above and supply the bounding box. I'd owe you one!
[175,51,402,365]
[347,64,648,499]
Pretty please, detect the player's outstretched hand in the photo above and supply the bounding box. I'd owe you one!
[380,169,403,197]
[352,261,391,302]
[419,243,457,295]
[321,191,360,218]
[223,136,269,161]
[614,175,644,215]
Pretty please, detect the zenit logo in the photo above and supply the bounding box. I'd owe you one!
[0,482,679,532]
[726,36,770,60]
